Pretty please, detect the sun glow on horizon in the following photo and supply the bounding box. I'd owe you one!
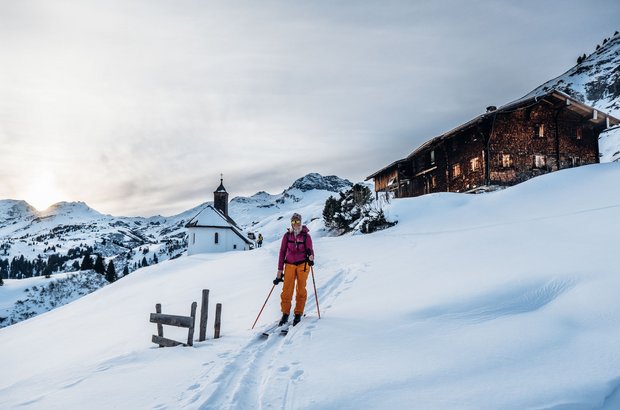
[23,174,66,212]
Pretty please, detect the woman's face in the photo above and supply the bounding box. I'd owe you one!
[291,219,301,233]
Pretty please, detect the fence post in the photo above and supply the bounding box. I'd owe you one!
[214,303,222,339]
[199,289,209,342]
[187,302,197,346]
[155,303,164,347]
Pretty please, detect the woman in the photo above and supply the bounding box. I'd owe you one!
[274,213,314,326]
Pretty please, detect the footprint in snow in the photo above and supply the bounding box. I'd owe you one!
[291,370,304,382]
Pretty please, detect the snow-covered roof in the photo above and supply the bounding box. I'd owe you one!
[185,205,252,244]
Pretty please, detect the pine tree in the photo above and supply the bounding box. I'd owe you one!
[122,266,130,277]
[153,254,158,264]
[93,255,106,275]
[105,261,117,283]
[141,257,148,267]
[0,258,8,282]
[80,254,94,270]
[323,196,341,228]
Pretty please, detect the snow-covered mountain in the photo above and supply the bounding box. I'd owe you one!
[2,162,620,409]
[0,200,38,226]
[522,31,620,162]
[525,32,620,114]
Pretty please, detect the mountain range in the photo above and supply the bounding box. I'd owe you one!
[0,173,352,277]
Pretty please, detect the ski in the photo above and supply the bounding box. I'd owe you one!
[261,322,281,337]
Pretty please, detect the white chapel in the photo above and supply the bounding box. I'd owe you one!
[185,178,253,255]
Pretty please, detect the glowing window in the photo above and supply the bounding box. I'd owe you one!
[452,163,461,177]
[470,157,480,171]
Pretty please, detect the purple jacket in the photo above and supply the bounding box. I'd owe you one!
[278,226,314,271]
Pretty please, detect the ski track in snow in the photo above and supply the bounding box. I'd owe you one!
[191,265,356,409]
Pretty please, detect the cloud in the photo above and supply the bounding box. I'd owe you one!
[1,0,619,215]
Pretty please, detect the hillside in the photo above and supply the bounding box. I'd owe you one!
[523,31,620,162]
[1,163,620,409]
[526,32,620,114]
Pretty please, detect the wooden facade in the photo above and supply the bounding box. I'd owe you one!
[367,90,619,198]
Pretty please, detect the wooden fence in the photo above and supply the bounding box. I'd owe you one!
[150,289,222,347]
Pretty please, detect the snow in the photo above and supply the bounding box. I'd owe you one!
[0,271,108,327]
[2,163,620,408]
[0,274,58,312]
[600,126,620,163]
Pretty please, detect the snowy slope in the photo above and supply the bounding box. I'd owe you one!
[2,163,620,409]
[525,32,620,115]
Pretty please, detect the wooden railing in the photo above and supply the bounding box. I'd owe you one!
[150,289,222,347]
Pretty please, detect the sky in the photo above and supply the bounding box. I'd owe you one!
[1,0,619,216]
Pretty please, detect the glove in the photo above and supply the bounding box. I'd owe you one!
[273,276,284,285]
[305,249,314,266]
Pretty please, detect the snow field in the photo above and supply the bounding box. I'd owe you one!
[2,163,620,408]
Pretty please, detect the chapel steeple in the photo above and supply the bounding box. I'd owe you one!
[213,174,229,217]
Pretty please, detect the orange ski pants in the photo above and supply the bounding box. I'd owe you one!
[280,263,309,315]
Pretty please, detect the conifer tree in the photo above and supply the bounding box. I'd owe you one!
[122,266,130,277]
[105,261,117,283]
[80,254,94,270]
[141,256,148,267]
[93,255,106,275]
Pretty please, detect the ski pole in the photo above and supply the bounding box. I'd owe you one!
[251,283,276,329]
[310,266,321,319]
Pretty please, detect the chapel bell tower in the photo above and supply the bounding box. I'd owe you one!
[214,174,229,217]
